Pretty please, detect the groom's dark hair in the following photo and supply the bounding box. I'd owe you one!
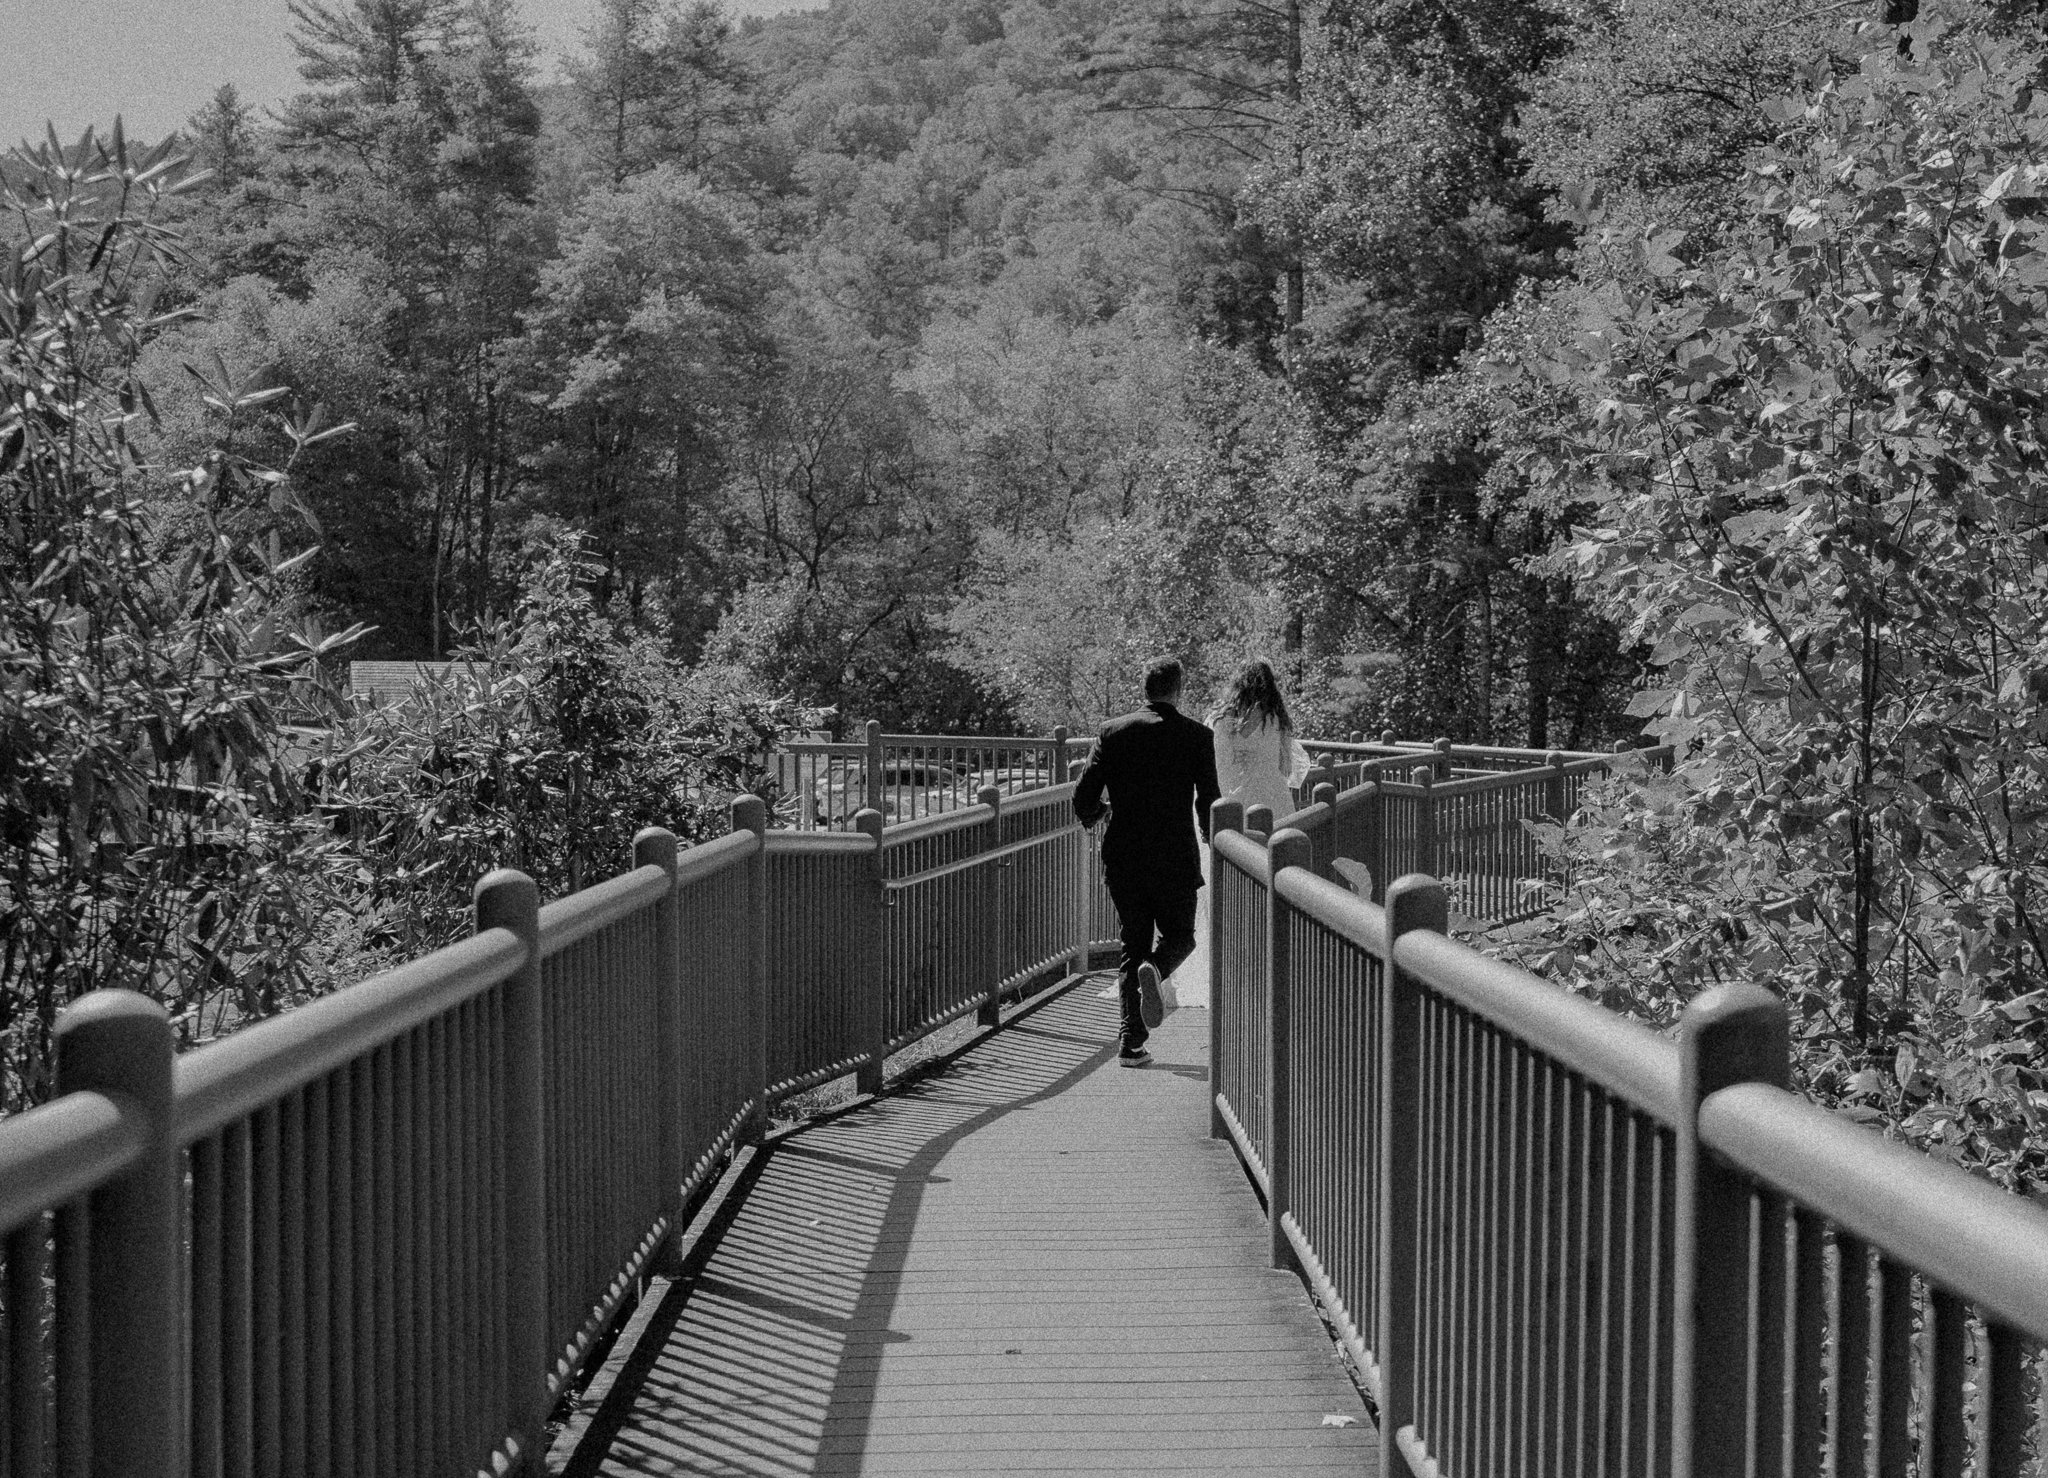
[1142,656,1184,701]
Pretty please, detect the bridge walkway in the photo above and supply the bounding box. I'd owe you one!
[555,980,1377,1476]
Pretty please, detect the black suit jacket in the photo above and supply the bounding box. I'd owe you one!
[1072,701,1222,891]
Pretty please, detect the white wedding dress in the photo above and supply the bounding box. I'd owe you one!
[1174,715,1314,1008]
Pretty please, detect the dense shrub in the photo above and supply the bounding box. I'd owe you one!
[1504,23,2048,1194]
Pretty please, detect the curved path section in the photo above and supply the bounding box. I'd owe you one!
[556,982,1377,1476]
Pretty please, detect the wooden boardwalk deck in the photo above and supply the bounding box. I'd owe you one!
[556,979,1378,1476]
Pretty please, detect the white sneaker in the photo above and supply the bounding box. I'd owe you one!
[1138,962,1165,1030]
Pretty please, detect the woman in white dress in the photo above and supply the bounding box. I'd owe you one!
[1172,659,1312,1008]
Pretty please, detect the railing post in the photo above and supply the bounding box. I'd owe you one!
[1543,750,1568,821]
[474,868,549,1466]
[1674,985,1788,1478]
[1208,799,1244,1141]
[854,807,887,1095]
[1069,815,1093,979]
[634,827,684,1275]
[1245,803,1274,839]
[1412,765,1437,879]
[1355,780,1384,902]
[1266,826,1313,1269]
[54,991,185,1478]
[1432,736,1452,779]
[1310,782,1338,878]
[1052,725,1069,787]
[1378,874,1447,1478]
[731,797,770,1134]
[864,719,885,814]
[978,785,1005,1027]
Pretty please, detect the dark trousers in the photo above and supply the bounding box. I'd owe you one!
[1105,871,1198,1054]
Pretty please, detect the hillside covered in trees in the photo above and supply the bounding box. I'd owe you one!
[10,0,2048,1194]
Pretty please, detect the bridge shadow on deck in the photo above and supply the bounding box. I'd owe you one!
[561,983,1376,1477]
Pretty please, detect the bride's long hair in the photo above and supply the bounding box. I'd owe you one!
[1213,659,1294,734]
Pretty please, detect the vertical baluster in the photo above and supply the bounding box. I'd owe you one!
[253,1104,283,1477]
[351,1055,378,1478]
[6,1218,49,1474]
[1481,1024,1504,1476]
[1569,1079,1600,1478]
[191,1137,224,1478]
[1556,1072,1589,1473]
[1620,1115,1649,1478]
[281,1093,307,1478]
[1597,1103,1625,1478]
[420,1019,447,1475]
[1448,1002,1473,1472]
[54,1201,87,1478]
[391,1036,417,1478]
[1653,1127,1678,1477]
[1873,1258,1913,1476]
[1979,1322,2029,1478]
[1923,1290,1966,1478]
[1751,1191,1788,1478]
[1833,1234,1873,1478]
[304,1079,330,1478]
[228,1117,260,1478]
[327,1068,354,1478]
[1787,1211,1826,1478]
[1540,1056,1564,1465]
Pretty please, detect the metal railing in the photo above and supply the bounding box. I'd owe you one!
[0,780,1118,1478]
[1280,748,1654,928]
[772,721,1071,829]
[1210,806,2048,1478]
[20,717,2028,1478]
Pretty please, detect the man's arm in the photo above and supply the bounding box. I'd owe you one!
[1194,725,1222,840]
[1073,731,1110,827]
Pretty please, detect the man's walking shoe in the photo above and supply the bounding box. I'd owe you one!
[1138,961,1165,1029]
[1118,1048,1153,1068]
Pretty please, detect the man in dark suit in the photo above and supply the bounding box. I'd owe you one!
[1073,656,1221,1067]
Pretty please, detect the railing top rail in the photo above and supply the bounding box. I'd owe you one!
[673,827,760,889]
[1276,866,1390,956]
[1424,765,1574,799]
[884,827,1076,891]
[0,1089,147,1235]
[764,829,875,856]
[776,739,869,756]
[538,863,671,959]
[1395,928,1681,1123]
[1701,1080,2048,1338]
[1330,778,1380,816]
[880,802,994,848]
[1214,827,1271,882]
[880,732,1057,748]
[1275,798,1332,835]
[173,928,528,1148]
[1000,780,1078,816]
